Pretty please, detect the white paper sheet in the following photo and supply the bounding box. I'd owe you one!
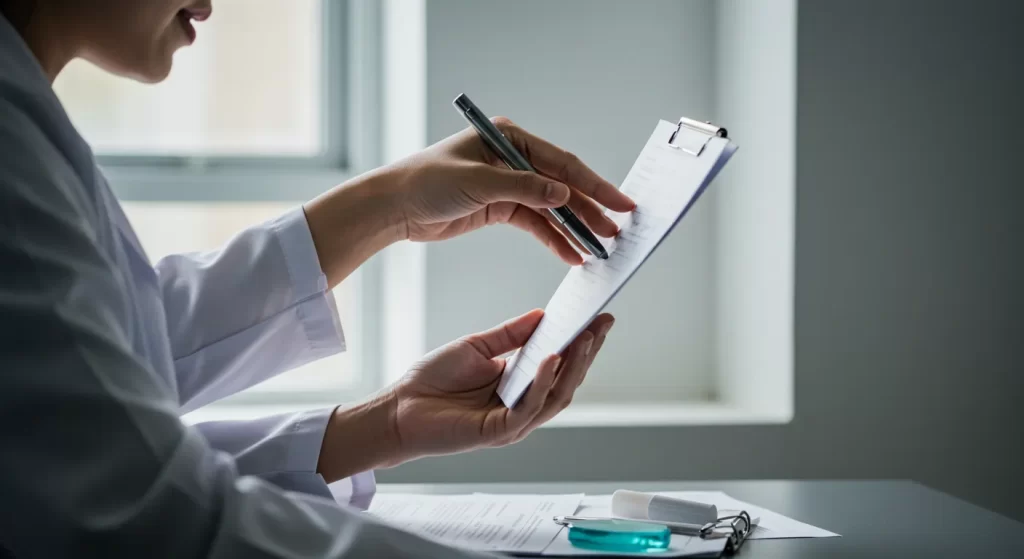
[367,493,584,554]
[575,491,839,541]
[498,121,737,407]
[655,491,840,539]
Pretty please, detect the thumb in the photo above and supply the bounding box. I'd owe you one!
[464,309,545,359]
[474,167,571,208]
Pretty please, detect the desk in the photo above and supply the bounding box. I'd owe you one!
[378,480,1024,558]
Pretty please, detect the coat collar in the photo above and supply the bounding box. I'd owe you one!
[0,13,99,189]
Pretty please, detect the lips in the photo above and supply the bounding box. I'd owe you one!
[176,6,212,44]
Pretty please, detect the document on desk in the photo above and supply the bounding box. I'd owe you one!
[572,492,838,541]
[655,492,839,539]
[498,119,737,407]
[367,493,584,554]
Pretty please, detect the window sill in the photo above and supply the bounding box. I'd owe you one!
[182,401,791,427]
[546,402,792,427]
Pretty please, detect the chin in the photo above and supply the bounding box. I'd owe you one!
[87,45,176,84]
[133,59,175,84]
[115,47,177,84]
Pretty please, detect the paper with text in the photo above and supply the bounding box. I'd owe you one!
[498,120,737,407]
[367,493,584,554]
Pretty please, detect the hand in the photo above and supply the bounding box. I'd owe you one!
[303,119,636,289]
[388,309,615,461]
[315,310,614,482]
[386,119,636,264]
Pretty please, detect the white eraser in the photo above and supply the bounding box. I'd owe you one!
[611,490,718,525]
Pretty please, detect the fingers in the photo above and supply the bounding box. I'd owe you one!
[494,117,636,213]
[472,165,571,208]
[573,314,615,387]
[463,309,544,359]
[505,353,560,432]
[508,206,584,265]
[564,191,619,238]
[546,216,590,254]
[510,314,616,442]
[549,331,595,408]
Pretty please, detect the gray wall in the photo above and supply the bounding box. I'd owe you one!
[420,0,720,403]
[379,0,1024,522]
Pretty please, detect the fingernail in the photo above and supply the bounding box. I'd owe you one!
[552,356,562,370]
[601,321,615,336]
[546,183,566,203]
[582,336,595,356]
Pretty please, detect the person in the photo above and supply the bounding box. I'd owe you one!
[0,1,636,557]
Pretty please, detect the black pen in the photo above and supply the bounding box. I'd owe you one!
[452,93,609,260]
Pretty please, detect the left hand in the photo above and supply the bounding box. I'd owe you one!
[315,310,615,482]
[389,309,615,461]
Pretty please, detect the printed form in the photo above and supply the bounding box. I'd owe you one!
[498,120,737,407]
[368,493,584,554]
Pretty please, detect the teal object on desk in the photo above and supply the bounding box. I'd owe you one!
[565,519,671,553]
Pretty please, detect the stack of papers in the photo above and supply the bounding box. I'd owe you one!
[367,491,838,557]
[368,493,584,555]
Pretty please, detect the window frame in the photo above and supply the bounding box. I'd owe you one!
[97,0,348,171]
[101,0,387,410]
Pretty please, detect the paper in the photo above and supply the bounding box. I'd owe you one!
[368,490,833,557]
[576,491,839,541]
[655,491,840,539]
[367,493,584,554]
[498,121,737,407]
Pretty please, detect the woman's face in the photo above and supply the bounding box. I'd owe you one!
[63,0,212,82]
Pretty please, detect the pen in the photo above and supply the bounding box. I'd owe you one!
[452,93,609,260]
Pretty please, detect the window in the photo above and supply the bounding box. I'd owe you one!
[52,0,796,427]
[52,0,380,415]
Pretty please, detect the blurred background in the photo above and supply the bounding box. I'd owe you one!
[54,0,1023,521]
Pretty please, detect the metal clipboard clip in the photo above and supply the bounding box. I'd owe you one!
[699,510,753,554]
[667,116,728,157]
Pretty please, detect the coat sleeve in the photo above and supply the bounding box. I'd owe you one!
[192,409,378,509]
[151,204,376,504]
[157,207,345,414]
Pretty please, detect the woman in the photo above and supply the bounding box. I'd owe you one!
[0,1,634,557]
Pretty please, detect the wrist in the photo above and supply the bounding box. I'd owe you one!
[303,171,406,289]
[317,388,402,483]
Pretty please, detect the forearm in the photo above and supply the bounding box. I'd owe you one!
[303,169,407,290]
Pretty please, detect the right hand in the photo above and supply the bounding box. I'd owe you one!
[304,118,636,289]
[383,118,636,264]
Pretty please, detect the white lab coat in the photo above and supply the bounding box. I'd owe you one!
[0,15,488,559]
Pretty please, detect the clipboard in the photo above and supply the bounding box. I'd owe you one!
[497,114,738,408]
